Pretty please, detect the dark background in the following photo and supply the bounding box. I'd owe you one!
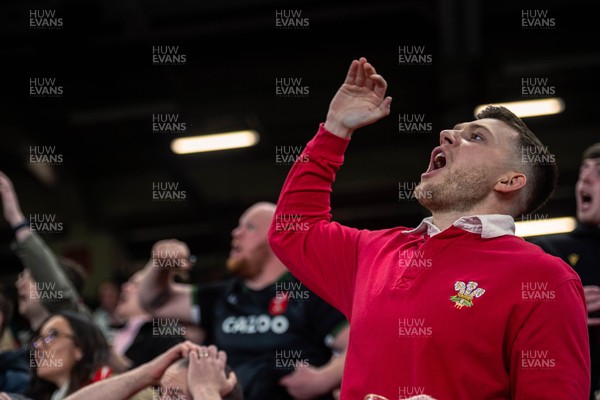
[0,0,598,307]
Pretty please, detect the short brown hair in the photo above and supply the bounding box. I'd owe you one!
[476,105,558,216]
[582,143,600,161]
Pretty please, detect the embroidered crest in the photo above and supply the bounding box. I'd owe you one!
[269,291,289,315]
[450,281,485,309]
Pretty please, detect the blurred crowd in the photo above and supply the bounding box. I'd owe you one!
[0,171,348,400]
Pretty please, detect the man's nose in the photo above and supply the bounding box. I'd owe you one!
[439,129,458,146]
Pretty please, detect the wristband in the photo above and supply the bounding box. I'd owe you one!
[12,219,30,233]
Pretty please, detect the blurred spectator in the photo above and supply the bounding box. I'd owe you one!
[0,286,18,353]
[93,280,122,344]
[529,142,600,399]
[0,290,30,393]
[0,171,91,343]
[25,310,111,400]
[111,270,183,371]
[139,202,349,400]
[63,342,241,400]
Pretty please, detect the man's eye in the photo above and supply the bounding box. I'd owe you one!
[471,133,484,141]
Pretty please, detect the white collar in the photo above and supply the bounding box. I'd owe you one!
[403,215,515,239]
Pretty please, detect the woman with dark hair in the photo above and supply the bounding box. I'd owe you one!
[26,310,111,400]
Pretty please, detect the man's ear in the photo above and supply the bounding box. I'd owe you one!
[495,172,526,194]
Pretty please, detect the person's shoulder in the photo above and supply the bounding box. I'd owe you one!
[527,232,573,247]
[0,348,29,371]
[505,236,580,281]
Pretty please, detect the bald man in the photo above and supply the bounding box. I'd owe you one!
[139,202,349,400]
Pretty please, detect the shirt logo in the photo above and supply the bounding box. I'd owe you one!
[269,293,289,315]
[221,315,289,334]
[450,281,485,309]
[568,253,579,267]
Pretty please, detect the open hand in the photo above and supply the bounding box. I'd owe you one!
[324,57,392,139]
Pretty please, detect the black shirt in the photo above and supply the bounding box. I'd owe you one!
[124,320,184,369]
[192,272,347,400]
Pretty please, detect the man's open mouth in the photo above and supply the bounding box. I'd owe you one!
[580,190,593,208]
[424,147,447,175]
[433,150,447,170]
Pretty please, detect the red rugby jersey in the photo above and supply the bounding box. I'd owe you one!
[268,124,590,400]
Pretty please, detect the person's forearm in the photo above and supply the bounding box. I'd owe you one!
[314,351,346,394]
[138,260,174,312]
[12,232,82,311]
[64,368,153,400]
[14,224,32,242]
[108,348,133,373]
[7,212,32,243]
[324,118,353,140]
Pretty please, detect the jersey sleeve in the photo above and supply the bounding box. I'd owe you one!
[12,232,88,315]
[191,282,228,330]
[268,124,363,319]
[510,278,590,399]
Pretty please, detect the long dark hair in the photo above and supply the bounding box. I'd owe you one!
[26,310,109,400]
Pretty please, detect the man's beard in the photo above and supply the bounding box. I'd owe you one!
[226,242,271,280]
[415,165,497,213]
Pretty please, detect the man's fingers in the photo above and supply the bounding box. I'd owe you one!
[364,62,377,91]
[279,373,291,385]
[178,340,201,359]
[376,97,393,117]
[588,318,600,326]
[225,371,238,393]
[344,60,359,85]
[218,349,227,365]
[371,74,388,99]
[586,293,600,301]
[355,58,367,86]
[584,286,600,294]
[587,300,600,312]
[207,344,218,359]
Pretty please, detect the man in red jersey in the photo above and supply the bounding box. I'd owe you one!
[268,57,590,399]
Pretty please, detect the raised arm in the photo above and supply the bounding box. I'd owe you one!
[138,239,196,325]
[0,171,85,314]
[267,57,392,315]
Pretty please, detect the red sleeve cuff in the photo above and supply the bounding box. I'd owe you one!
[304,123,351,164]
